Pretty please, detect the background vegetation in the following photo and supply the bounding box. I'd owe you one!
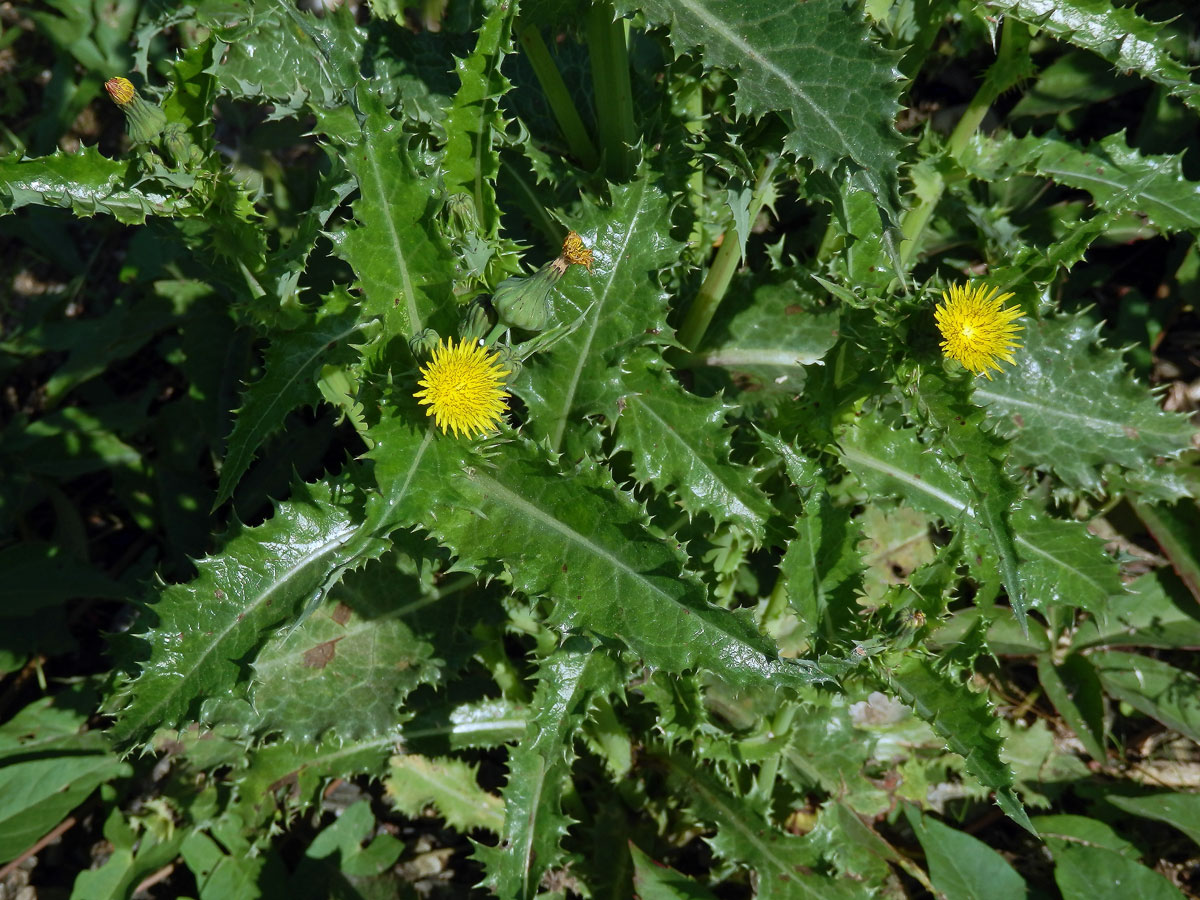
[2,0,1200,897]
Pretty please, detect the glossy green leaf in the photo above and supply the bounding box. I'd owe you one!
[1030,815,1138,857]
[1107,793,1200,850]
[982,0,1200,112]
[477,637,622,899]
[1048,839,1185,900]
[1071,571,1200,650]
[888,656,1032,833]
[963,131,1200,235]
[510,170,684,450]
[614,359,775,544]
[107,476,389,751]
[630,842,719,900]
[332,86,458,343]
[905,807,1028,900]
[616,0,904,222]
[215,290,362,506]
[385,755,504,833]
[1091,650,1200,743]
[974,314,1196,496]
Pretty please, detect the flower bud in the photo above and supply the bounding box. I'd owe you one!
[458,298,493,342]
[491,262,564,333]
[104,76,166,145]
[162,122,203,167]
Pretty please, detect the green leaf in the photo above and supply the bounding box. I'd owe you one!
[614,359,775,544]
[0,541,125,616]
[1030,815,1139,857]
[216,289,362,506]
[973,314,1196,496]
[888,656,1032,833]
[630,842,720,900]
[332,86,458,343]
[0,695,131,864]
[962,131,1200,235]
[1071,571,1200,650]
[385,754,504,833]
[1036,653,1106,761]
[663,752,870,900]
[0,148,200,223]
[616,0,904,223]
[981,0,1200,112]
[1090,650,1200,743]
[219,553,458,742]
[441,0,516,236]
[419,439,832,691]
[401,697,527,751]
[840,416,1121,617]
[1106,794,1200,850]
[905,807,1028,900]
[69,808,184,900]
[304,799,403,877]
[1048,839,1185,900]
[107,476,389,751]
[1134,500,1200,602]
[510,170,684,451]
[476,637,623,899]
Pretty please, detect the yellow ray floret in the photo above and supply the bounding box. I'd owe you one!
[414,337,511,437]
[934,282,1025,379]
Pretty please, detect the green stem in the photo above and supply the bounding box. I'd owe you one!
[587,2,636,181]
[898,16,1025,268]
[518,24,600,171]
[676,156,779,351]
[681,75,706,252]
[751,703,796,802]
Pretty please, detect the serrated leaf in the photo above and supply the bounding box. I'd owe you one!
[840,416,1121,616]
[981,0,1200,112]
[215,553,456,742]
[0,148,200,223]
[386,754,504,833]
[616,0,904,222]
[630,842,720,900]
[510,170,684,450]
[441,0,516,236]
[962,131,1200,235]
[888,656,1033,833]
[974,314,1196,495]
[663,753,870,900]
[613,360,775,544]
[477,637,622,899]
[402,697,527,752]
[107,476,389,751]
[332,86,458,343]
[216,290,362,506]
[419,438,833,691]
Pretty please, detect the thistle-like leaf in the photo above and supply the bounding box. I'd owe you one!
[386,754,504,834]
[840,416,1120,617]
[614,0,905,223]
[418,437,833,691]
[980,0,1200,112]
[215,289,362,506]
[332,86,458,343]
[107,476,388,751]
[0,148,200,223]
[973,313,1197,497]
[441,0,516,237]
[476,637,622,899]
[888,655,1033,834]
[510,169,684,451]
[613,357,775,545]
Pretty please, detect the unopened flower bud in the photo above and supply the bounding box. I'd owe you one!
[104,76,166,145]
[162,122,203,167]
[492,262,563,333]
[459,298,493,342]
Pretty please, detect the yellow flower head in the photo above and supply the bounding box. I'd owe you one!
[560,231,593,272]
[104,76,135,106]
[414,337,510,438]
[934,283,1025,379]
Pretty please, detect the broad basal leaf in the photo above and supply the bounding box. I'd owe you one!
[616,0,905,221]
[476,637,622,899]
[981,0,1200,112]
[215,289,362,506]
[905,806,1028,900]
[510,169,683,450]
[1091,650,1200,744]
[107,476,388,751]
[332,85,458,344]
[974,313,1196,496]
[888,656,1033,834]
[613,357,775,545]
